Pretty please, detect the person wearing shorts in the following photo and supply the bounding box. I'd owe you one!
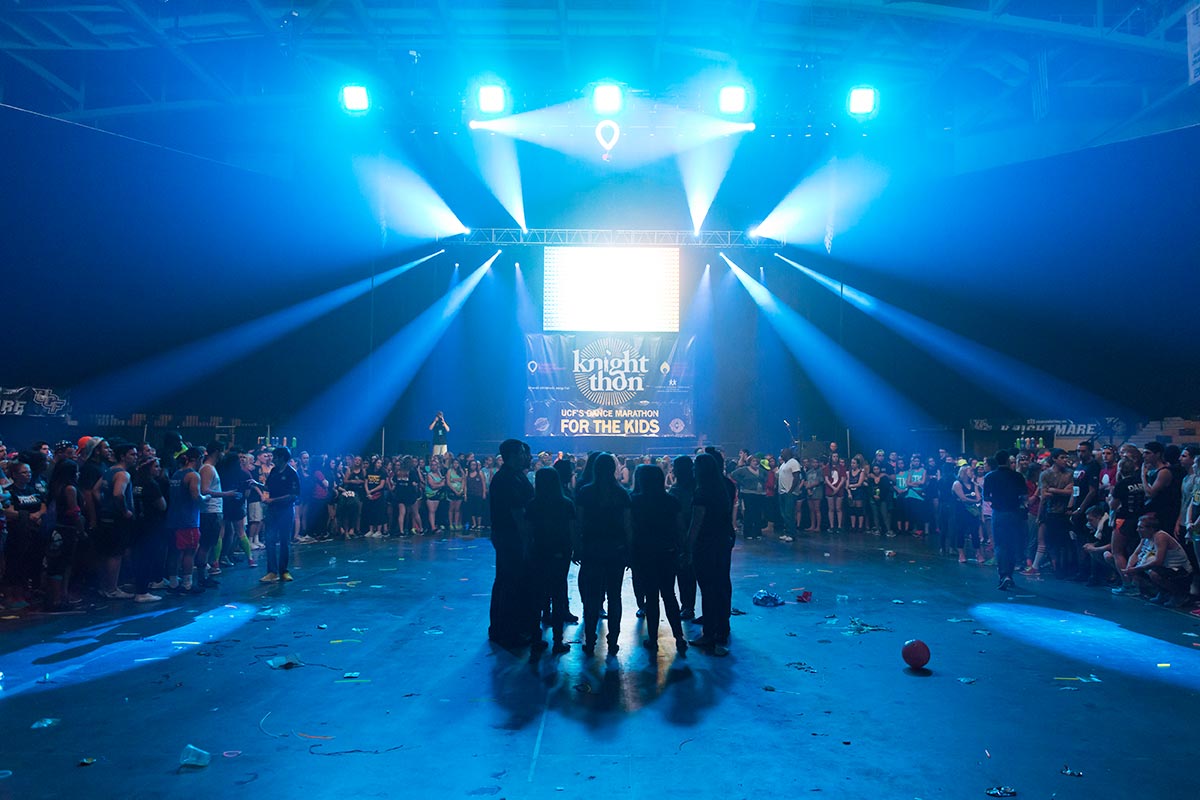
[166,448,208,593]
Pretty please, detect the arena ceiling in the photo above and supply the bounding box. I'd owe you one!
[1,0,1197,172]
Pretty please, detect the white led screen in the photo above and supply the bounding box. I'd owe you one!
[542,246,680,332]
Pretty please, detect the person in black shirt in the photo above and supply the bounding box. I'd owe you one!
[686,453,734,656]
[631,464,686,655]
[1068,441,1102,581]
[575,452,632,657]
[670,455,699,620]
[263,447,300,582]
[488,438,535,648]
[982,450,1028,591]
[131,456,168,602]
[526,467,575,653]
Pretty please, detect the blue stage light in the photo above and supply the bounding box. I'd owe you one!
[848,86,877,117]
[341,85,370,113]
[592,83,623,114]
[477,84,507,114]
[718,85,746,115]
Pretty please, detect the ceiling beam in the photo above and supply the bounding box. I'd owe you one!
[3,50,81,106]
[114,0,234,101]
[1150,1,1193,38]
[771,0,1183,58]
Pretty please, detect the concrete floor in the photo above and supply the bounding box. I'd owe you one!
[1,529,1198,800]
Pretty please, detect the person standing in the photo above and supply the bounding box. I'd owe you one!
[167,448,208,593]
[775,448,802,542]
[631,464,686,655]
[488,439,535,648]
[1067,441,1101,581]
[526,467,575,653]
[575,453,632,657]
[1037,449,1075,576]
[686,453,734,657]
[429,412,450,458]
[983,450,1028,590]
[262,446,300,583]
[97,442,138,598]
[730,457,765,539]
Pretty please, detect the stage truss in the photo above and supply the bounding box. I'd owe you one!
[447,229,779,247]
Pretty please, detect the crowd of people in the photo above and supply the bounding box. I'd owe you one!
[2,432,1197,650]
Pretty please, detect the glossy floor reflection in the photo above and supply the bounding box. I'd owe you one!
[1,529,1197,800]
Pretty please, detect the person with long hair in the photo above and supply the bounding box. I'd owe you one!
[527,467,576,653]
[465,459,487,532]
[363,455,388,538]
[952,465,984,564]
[129,455,168,603]
[424,457,446,533]
[631,464,687,655]
[45,459,83,610]
[217,450,255,566]
[575,452,632,657]
[446,457,466,531]
[685,453,734,656]
[488,439,535,648]
[670,455,699,620]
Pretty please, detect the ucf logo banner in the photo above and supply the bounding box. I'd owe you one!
[525,334,694,438]
[0,386,70,417]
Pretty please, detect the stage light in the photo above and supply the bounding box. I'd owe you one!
[718,85,746,115]
[592,83,623,114]
[848,86,878,117]
[341,85,370,113]
[477,84,507,114]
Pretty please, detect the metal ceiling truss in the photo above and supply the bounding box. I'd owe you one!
[0,1,1195,167]
[453,228,777,247]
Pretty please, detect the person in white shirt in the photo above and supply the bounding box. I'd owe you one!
[776,448,802,543]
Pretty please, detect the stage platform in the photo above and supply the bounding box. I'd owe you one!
[1,529,1196,799]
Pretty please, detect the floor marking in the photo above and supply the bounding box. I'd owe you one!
[527,686,553,783]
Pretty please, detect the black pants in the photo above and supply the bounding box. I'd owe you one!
[532,555,570,643]
[694,538,732,643]
[489,542,532,645]
[992,511,1025,581]
[1043,514,1073,577]
[741,494,765,538]
[579,556,626,649]
[633,556,684,643]
[676,560,698,615]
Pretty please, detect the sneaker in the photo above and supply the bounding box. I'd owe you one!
[247,558,258,568]
[1112,584,1139,596]
[688,635,715,649]
[219,557,236,568]
[101,589,135,599]
[208,567,222,576]
[260,572,279,583]
[779,535,794,543]
[133,593,163,603]
[712,643,730,657]
[998,577,1015,591]
[282,572,294,582]
[147,580,169,590]
[1148,592,1168,605]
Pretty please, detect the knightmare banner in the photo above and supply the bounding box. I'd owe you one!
[525,334,694,438]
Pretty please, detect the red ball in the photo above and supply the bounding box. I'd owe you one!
[902,639,931,669]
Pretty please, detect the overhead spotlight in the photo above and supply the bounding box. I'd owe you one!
[477,84,508,115]
[592,83,623,114]
[848,86,878,118]
[718,85,747,115]
[748,226,760,238]
[340,85,370,113]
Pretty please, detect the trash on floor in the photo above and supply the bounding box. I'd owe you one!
[30,718,61,729]
[957,677,977,685]
[1061,765,1083,777]
[984,787,1017,797]
[845,617,891,635]
[752,590,785,607]
[179,745,210,768]
[787,661,817,673]
[266,654,303,670]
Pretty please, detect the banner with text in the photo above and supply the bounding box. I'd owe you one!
[0,386,71,418]
[525,334,694,438]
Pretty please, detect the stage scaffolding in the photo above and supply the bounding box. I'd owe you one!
[447,229,780,247]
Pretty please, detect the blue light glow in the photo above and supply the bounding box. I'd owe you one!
[355,156,469,238]
[721,253,930,439]
[592,83,623,114]
[0,604,257,700]
[477,84,508,114]
[755,157,889,245]
[718,85,747,115]
[678,134,744,235]
[776,254,1131,417]
[287,252,499,453]
[71,250,444,412]
[848,86,878,117]
[971,603,1200,691]
[470,131,527,231]
[340,84,370,113]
